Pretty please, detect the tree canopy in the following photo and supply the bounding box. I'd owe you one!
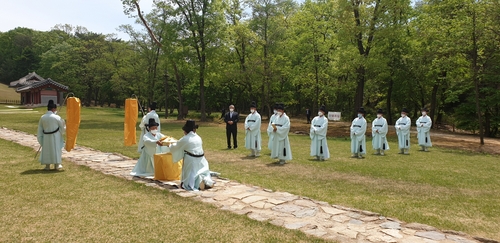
[1,0,499,140]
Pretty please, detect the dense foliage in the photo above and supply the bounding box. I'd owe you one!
[0,0,499,138]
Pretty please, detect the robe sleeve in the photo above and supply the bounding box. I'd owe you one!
[143,133,158,147]
[402,118,411,131]
[380,119,388,136]
[139,115,147,129]
[267,120,273,134]
[169,136,188,162]
[360,120,367,135]
[58,116,66,135]
[350,118,358,135]
[244,116,250,129]
[249,114,261,131]
[317,117,328,136]
[275,116,290,140]
[37,118,43,145]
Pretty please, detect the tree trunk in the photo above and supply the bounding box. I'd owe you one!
[386,77,393,125]
[354,65,365,115]
[471,10,484,145]
[164,73,169,119]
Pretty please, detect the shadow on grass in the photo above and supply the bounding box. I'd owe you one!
[240,156,257,160]
[266,162,286,167]
[20,169,65,175]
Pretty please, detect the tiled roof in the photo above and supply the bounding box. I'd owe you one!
[16,78,69,92]
[9,72,44,87]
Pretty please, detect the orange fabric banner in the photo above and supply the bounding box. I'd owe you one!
[154,153,183,181]
[65,97,81,152]
[124,98,138,146]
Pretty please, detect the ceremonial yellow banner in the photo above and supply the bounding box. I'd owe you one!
[65,97,81,152]
[154,153,183,181]
[124,98,138,146]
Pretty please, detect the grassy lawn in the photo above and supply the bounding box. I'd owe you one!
[1,105,499,240]
[0,138,327,242]
[0,83,19,101]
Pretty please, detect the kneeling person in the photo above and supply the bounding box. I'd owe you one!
[130,118,165,177]
[169,120,214,191]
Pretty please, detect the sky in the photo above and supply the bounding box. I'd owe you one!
[0,0,154,40]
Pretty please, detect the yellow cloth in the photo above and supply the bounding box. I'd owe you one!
[154,153,183,181]
[124,98,138,146]
[65,97,81,152]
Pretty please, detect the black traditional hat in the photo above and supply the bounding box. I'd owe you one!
[250,101,257,108]
[149,102,157,110]
[357,107,366,114]
[377,108,384,114]
[402,107,409,114]
[421,107,428,112]
[273,103,279,109]
[47,100,57,110]
[146,118,159,127]
[276,103,285,111]
[182,120,199,132]
[319,105,327,113]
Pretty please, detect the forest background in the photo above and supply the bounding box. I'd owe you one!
[1,0,499,141]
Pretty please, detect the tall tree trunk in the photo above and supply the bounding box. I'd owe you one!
[471,10,484,145]
[430,73,444,129]
[164,73,169,119]
[386,76,393,125]
[354,65,365,113]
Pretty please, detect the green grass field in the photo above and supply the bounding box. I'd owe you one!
[1,105,499,240]
[0,83,19,101]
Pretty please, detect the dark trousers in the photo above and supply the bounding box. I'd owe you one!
[226,126,237,148]
[307,115,311,123]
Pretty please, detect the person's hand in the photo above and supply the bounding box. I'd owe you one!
[247,127,250,130]
[421,124,423,127]
[273,127,277,132]
[376,130,379,133]
[229,121,233,125]
[156,141,162,146]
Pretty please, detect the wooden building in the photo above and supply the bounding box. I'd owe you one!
[9,72,69,106]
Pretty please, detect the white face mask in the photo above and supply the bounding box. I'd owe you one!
[318,111,323,116]
[357,114,363,118]
[377,114,382,118]
[273,110,277,114]
[401,113,406,117]
[277,111,283,116]
[229,109,234,112]
[150,129,157,134]
[250,109,255,113]
[422,112,427,116]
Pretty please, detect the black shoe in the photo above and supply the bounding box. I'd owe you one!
[234,146,238,149]
[227,146,232,149]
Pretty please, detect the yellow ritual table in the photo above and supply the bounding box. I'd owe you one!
[154,152,182,181]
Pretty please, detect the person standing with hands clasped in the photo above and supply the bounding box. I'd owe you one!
[270,104,292,164]
[395,108,411,155]
[310,105,330,161]
[245,101,262,157]
[372,109,389,155]
[416,107,432,152]
[350,107,367,159]
[224,105,239,149]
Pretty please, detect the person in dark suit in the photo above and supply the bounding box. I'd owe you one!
[306,108,311,124]
[224,105,239,149]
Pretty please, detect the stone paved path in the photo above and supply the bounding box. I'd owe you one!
[1,127,494,243]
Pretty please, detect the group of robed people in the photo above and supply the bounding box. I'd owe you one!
[350,106,433,159]
[130,102,214,191]
[36,99,432,191]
